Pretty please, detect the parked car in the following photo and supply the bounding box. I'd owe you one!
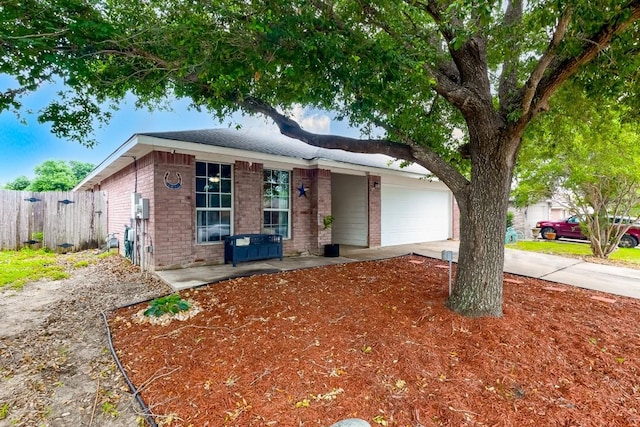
[535,215,640,248]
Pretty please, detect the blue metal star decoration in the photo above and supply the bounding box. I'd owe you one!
[297,183,308,198]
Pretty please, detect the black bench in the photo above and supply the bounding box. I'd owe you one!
[224,234,283,267]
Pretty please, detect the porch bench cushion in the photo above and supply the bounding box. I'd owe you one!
[224,234,283,267]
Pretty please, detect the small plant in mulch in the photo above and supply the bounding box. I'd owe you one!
[133,293,201,326]
[144,294,191,317]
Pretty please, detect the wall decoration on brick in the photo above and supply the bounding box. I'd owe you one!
[164,171,182,190]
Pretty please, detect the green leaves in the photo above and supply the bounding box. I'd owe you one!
[144,294,191,317]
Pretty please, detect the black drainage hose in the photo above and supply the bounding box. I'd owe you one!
[101,311,158,427]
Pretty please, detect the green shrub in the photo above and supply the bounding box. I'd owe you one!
[506,211,515,229]
[144,294,190,317]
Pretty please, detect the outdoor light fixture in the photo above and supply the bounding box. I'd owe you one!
[373,181,380,189]
[209,175,220,183]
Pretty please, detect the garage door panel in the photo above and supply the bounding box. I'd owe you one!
[332,175,368,246]
[381,185,450,246]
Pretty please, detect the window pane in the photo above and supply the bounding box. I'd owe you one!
[208,163,220,178]
[195,162,233,244]
[197,211,207,227]
[279,197,289,209]
[220,210,231,225]
[262,169,290,239]
[277,171,289,184]
[207,210,219,224]
[196,177,207,192]
[221,179,231,194]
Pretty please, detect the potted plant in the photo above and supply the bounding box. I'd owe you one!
[531,227,541,240]
[322,214,340,257]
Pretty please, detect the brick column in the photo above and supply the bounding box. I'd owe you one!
[312,168,332,248]
[152,152,195,269]
[234,161,263,234]
[291,168,332,253]
[367,175,381,247]
[452,196,460,240]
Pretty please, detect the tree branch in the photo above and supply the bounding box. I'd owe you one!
[498,0,523,113]
[519,7,572,117]
[518,0,640,128]
[238,96,469,194]
[239,96,415,160]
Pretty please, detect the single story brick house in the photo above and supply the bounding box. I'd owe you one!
[75,128,456,270]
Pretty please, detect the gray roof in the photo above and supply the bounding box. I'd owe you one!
[140,128,429,174]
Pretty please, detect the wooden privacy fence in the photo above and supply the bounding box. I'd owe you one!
[0,190,107,252]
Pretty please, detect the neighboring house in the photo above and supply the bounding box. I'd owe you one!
[510,199,572,238]
[75,128,455,270]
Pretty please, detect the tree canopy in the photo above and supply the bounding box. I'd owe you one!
[3,175,30,191]
[514,84,640,257]
[2,0,639,317]
[1,160,95,192]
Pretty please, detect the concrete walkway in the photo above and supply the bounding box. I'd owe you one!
[155,240,640,299]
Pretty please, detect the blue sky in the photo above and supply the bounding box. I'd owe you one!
[0,78,349,186]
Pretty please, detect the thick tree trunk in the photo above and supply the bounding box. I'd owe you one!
[446,145,514,317]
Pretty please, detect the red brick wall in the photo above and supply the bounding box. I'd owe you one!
[96,155,154,260]
[152,152,204,269]
[368,175,381,247]
[99,153,368,268]
[290,168,314,253]
[287,167,332,253]
[233,161,262,234]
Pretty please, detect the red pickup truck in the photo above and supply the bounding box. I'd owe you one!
[536,215,640,248]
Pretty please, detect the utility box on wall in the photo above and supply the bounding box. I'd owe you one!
[130,193,149,219]
[137,198,149,219]
[130,193,141,219]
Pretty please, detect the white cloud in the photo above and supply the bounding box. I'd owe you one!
[286,104,331,134]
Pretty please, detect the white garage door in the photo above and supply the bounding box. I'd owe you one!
[381,184,451,246]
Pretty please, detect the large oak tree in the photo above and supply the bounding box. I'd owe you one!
[2,0,639,316]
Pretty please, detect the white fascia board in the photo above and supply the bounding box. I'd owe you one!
[313,158,438,182]
[73,134,142,191]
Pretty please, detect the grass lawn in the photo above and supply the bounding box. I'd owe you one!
[0,248,69,290]
[0,249,116,290]
[507,239,640,267]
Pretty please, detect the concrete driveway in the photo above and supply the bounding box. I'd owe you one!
[156,240,640,299]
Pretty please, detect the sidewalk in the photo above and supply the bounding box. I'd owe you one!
[156,240,640,299]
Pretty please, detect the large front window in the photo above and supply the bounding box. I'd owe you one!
[196,162,232,243]
[263,169,290,238]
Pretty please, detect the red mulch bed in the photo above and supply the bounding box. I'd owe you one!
[108,255,640,427]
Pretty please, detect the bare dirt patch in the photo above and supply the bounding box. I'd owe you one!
[0,253,170,427]
[108,255,640,427]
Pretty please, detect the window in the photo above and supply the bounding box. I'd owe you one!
[195,162,232,243]
[263,169,290,238]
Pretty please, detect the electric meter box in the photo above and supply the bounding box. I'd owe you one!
[130,193,141,219]
[137,198,149,219]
